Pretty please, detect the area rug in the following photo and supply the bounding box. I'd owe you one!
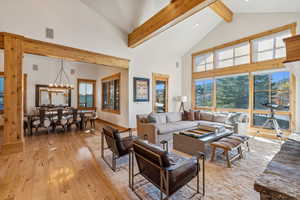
[80,131,281,200]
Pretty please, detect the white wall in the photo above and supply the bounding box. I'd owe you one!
[0,0,188,128]
[0,52,129,127]
[97,66,129,128]
[182,13,300,109]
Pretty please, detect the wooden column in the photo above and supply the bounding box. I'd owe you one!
[1,33,24,155]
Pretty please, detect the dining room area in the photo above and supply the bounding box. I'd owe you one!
[0,33,130,154]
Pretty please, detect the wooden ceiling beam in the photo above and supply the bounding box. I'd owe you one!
[0,32,130,69]
[209,0,233,23]
[128,0,218,48]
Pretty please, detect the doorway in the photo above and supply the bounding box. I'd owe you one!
[152,73,169,113]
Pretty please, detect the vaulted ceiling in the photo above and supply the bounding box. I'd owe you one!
[79,0,300,57]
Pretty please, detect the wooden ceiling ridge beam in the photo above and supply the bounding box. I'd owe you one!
[209,0,233,23]
[128,0,218,48]
[0,32,130,69]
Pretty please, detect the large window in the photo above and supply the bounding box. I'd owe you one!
[78,79,96,109]
[0,75,4,113]
[254,71,290,111]
[216,42,250,68]
[253,114,290,130]
[191,23,296,134]
[216,74,249,109]
[194,79,213,107]
[194,53,214,72]
[101,73,120,114]
[252,30,291,62]
[192,24,294,72]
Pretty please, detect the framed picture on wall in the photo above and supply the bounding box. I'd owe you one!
[133,77,150,102]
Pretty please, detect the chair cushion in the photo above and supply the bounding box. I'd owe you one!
[156,121,198,135]
[168,156,198,194]
[166,112,182,123]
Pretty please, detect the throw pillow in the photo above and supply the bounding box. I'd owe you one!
[194,111,201,120]
[147,113,157,123]
[184,110,195,121]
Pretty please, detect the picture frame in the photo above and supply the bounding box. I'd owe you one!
[133,77,150,102]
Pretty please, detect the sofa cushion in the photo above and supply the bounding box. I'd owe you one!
[149,113,167,124]
[213,114,228,123]
[200,112,214,121]
[166,112,182,122]
[196,120,233,130]
[156,121,198,135]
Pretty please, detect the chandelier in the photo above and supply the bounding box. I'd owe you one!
[49,60,74,90]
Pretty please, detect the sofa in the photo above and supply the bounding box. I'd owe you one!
[136,111,234,145]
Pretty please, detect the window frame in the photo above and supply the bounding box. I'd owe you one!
[191,23,296,135]
[194,78,214,108]
[252,30,291,62]
[101,73,121,114]
[215,42,250,69]
[0,72,4,114]
[192,23,296,73]
[0,72,27,114]
[193,53,214,72]
[77,79,97,110]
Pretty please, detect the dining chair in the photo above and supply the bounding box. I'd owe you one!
[31,108,51,135]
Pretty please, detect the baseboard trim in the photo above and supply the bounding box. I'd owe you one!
[96,118,127,131]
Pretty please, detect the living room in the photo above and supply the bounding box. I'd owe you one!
[0,0,300,200]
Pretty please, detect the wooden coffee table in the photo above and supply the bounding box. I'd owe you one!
[173,128,233,157]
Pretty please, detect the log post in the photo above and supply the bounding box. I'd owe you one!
[1,33,24,155]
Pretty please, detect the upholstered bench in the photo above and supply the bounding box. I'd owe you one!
[210,138,243,168]
[227,134,250,152]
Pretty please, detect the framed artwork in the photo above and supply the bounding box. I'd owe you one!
[133,77,150,102]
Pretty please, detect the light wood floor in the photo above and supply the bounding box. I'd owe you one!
[0,128,125,200]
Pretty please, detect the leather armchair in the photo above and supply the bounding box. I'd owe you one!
[129,139,205,200]
[101,126,136,172]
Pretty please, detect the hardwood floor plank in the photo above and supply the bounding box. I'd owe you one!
[0,130,124,200]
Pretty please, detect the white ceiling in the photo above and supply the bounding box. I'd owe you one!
[80,0,168,34]
[79,0,300,58]
[81,0,300,35]
[223,0,300,13]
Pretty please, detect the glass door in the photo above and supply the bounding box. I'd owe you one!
[153,73,169,113]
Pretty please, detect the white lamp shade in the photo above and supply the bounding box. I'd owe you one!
[178,96,187,102]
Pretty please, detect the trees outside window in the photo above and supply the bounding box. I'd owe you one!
[254,71,290,111]
[216,75,249,109]
[78,79,96,109]
[194,79,213,107]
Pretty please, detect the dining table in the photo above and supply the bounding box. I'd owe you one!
[24,109,96,136]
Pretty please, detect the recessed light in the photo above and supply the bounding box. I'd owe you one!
[194,23,200,28]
